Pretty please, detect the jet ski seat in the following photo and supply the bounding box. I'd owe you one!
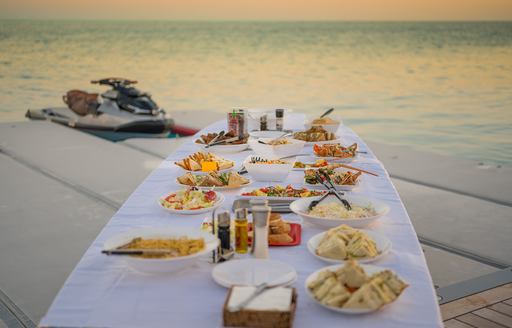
[63,90,100,116]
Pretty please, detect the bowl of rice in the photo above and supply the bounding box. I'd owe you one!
[290,195,389,228]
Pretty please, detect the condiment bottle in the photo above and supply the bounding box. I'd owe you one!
[260,114,268,131]
[275,108,284,131]
[234,208,249,254]
[217,211,231,255]
[237,108,246,138]
[251,204,271,259]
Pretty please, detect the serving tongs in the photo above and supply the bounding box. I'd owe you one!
[204,130,225,147]
[308,170,352,211]
[101,249,178,256]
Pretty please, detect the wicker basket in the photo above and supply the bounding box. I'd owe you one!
[223,287,297,328]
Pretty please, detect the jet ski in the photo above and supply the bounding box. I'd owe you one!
[26,77,198,141]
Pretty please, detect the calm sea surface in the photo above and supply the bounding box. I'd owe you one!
[1,21,511,165]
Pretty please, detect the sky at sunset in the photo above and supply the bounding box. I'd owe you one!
[1,0,511,20]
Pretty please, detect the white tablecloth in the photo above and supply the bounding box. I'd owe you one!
[40,113,442,328]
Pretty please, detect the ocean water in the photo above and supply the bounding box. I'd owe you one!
[0,21,511,165]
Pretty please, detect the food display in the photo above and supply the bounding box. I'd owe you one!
[293,126,337,142]
[248,158,288,164]
[311,117,339,125]
[309,202,377,220]
[175,152,234,172]
[307,260,408,311]
[241,185,325,198]
[268,213,293,244]
[315,225,378,260]
[160,189,219,210]
[195,131,248,145]
[294,159,331,169]
[117,237,205,259]
[313,143,358,159]
[177,171,249,188]
[266,138,290,145]
[304,168,361,186]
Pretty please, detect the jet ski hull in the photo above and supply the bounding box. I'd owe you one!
[26,107,186,141]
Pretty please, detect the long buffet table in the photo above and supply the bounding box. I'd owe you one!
[41,113,442,328]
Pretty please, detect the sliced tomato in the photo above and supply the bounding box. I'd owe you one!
[204,191,216,201]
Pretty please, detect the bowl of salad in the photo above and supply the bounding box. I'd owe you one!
[158,188,225,215]
[243,156,294,182]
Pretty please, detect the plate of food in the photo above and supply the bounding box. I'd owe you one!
[238,185,326,201]
[292,126,341,145]
[175,151,235,174]
[248,137,305,159]
[242,156,294,182]
[307,224,391,264]
[305,260,408,314]
[195,131,249,153]
[293,158,333,170]
[158,188,225,215]
[303,168,361,191]
[290,194,389,228]
[102,227,219,273]
[176,171,251,189]
[313,143,358,162]
[248,213,301,246]
[304,116,341,134]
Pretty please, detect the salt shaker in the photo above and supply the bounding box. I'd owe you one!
[251,204,271,259]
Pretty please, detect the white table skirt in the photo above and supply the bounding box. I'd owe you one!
[40,113,442,328]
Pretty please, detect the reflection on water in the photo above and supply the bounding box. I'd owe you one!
[0,21,511,165]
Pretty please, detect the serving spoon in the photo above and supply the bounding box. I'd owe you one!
[319,107,334,118]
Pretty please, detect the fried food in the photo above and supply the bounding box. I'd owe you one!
[307,260,408,310]
[293,126,337,142]
[177,171,249,187]
[313,143,358,158]
[195,131,248,145]
[175,151,234,172]
[304,168,361,186]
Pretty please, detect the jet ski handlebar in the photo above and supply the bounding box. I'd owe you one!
[91,78,138,88]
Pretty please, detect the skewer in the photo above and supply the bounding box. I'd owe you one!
[336,163,379,177]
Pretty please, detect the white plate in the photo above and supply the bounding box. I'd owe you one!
[212,259,297,288]
[158,191,225,215]
[243,156,294,182]
[103,227,219,274]
[303,181,358,191]
[290,195,390,229]
[313,154,357,163]
[176,178,252,190]
[293,138,343,146]
[237,185,326,201]
[176,166,235,176]
[248,138,305,160]
[196,142,249,153]
[305,263,403,314]
[249,130,290,139]
[307,229,392,264]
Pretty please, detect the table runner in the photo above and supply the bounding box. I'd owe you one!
[40,113,443,328]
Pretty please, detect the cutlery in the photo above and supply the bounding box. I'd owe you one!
[101,249,178,256]
[206,136,240,148]
[319,107,334,118]
[205,130,225,147]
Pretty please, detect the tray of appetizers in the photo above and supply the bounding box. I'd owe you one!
[307,224,391,263]
[176,171,251,189]
[305,260,408,314]
[175,151,235,174]
[195,131,249,153]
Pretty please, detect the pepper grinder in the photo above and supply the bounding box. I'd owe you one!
[251,204,271,259]
[217,211,233,261]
